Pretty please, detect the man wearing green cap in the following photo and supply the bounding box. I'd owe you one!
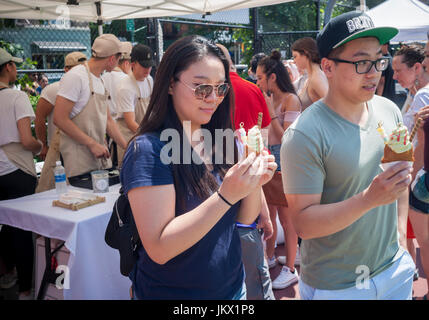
[280,11,415,299]
[0,47,43,299]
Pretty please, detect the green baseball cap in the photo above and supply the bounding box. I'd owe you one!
[317,11,398,59]
[0,47,23,66]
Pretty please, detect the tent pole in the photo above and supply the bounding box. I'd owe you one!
[323,0,336,26]
[95,1,103,35]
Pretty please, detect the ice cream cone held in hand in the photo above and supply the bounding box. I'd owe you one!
[242,112,264,157]
[377,120,421,163]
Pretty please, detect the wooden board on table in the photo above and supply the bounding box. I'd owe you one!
[52,196,106,211]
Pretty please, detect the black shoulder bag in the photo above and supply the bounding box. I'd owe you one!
[105,187,141,276]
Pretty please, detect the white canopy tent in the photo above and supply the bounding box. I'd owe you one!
[366,0,429,43]
[0,0,294,22]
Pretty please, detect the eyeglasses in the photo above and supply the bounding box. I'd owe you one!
[179,80,230,100]
[329,57,390,74]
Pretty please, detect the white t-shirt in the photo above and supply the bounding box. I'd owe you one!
[40,81,60,145]
[116,74,153,118]
[101,70,129,119]
[402,88,429,147]
[0,88,35,175]
[57,64,105,118]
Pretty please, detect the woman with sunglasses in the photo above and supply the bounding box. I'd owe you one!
[255,50,302,290]
[392,45,428,281]
[291,37,328,111]
[120,35,276,300]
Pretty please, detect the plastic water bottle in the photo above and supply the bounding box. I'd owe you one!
[54,161,67,194]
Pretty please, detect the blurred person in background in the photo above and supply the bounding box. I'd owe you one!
[0,48,43,300]
[291,37,328,111]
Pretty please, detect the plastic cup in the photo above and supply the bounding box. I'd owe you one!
[91,170,109,193]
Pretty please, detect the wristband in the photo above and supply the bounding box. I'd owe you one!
[217,191,233,207]
[271,116,278,121]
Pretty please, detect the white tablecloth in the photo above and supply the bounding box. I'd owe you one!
[0,184,131,299]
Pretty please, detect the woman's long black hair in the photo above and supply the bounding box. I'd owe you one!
[135,35,238,212]
[258,50,297,95]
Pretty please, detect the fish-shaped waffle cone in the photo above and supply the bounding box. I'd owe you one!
[381,145,414,163]
[244,144,261,157]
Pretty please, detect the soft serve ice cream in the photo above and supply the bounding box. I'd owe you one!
[247,125,264,155]
[377,122,415,163]
[238,112,265,156]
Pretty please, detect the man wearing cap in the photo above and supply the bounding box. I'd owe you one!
[53,34,127,182]
[0,48,43,299]
[102,41,132,120]
[281,11,415,299]
[35,51,87,160]
[115,43,154,165]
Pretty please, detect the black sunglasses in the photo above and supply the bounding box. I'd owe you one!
[329,57,390,74]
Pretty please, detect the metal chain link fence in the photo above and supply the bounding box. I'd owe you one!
[258,30,318,60]
[0,2,324,92]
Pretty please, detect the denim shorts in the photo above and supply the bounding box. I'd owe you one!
[268,144,281,171]
[231,281,247,300]
[410,169,429,214]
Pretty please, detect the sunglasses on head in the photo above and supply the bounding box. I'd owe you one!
[179,79,230,100]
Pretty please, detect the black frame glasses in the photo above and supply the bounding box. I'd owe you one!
[329,57,390,74]
[179,80,230,100]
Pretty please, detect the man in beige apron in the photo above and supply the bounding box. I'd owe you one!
[116,44,154,166]
[102,41,132,120]
[101,42,132,167]
[0,48,43,299]
[53,34,127,180]
[35,51,87,161]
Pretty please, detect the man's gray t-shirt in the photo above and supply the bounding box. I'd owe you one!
[281,95,405,290]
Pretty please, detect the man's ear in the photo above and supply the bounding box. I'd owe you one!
[414,62,422,75]
[321,57,334,77]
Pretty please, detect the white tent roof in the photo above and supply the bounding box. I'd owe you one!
[0,0,293,22]
[366,0,429,42]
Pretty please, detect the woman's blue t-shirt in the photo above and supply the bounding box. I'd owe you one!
[120,132,244,299]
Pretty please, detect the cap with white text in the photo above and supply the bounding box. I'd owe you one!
[317,11,398,59]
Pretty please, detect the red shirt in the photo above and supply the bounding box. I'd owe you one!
[229,72,271,131]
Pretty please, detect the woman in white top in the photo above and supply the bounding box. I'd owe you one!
[393,44,429,138]
[0,49,42,299]
[291,37,328,111]
[256,50,301,290]
[395,42,429,300]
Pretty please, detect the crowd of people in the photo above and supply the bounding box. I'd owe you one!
[0,10,429,300]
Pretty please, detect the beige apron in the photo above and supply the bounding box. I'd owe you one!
[1,143,37,178]
[0,85,37,178]
[35,128,61,193]
[60,63,112,178]
[116,74,151,165]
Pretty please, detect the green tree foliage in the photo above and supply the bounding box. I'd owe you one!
[0,39,38,92]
